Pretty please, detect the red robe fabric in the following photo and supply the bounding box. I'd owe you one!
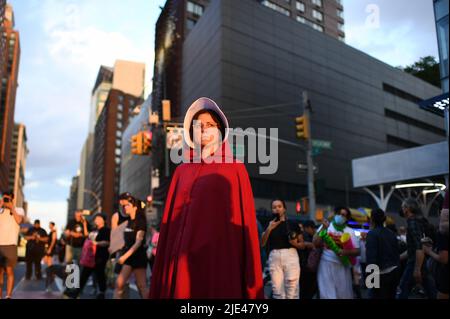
[149,142,264,299]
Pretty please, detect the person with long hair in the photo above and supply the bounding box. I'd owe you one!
[114,194,148,299]
[44,222,57,267]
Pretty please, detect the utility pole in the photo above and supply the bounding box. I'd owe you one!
[303,91,316,221]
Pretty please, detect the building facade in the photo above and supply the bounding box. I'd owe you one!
[434,0,449,93]
[175,0,444,213]
[8,123,27,209]
[0,4,20,191]
[92,89,143,219]
[67,175,79,223]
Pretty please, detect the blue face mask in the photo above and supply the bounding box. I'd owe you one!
[334,215,347,226]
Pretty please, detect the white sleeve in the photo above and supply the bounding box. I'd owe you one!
[15,207,25,216]
[350,229,360,249]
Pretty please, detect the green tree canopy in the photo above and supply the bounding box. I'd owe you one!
[401,56,441,88]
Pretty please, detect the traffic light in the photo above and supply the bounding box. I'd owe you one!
[142,131,152,155]
[131,132,144,155]
[295,115,310,140]
[296,201,301,214]
[301,197,309,214]
[162,100,171,122]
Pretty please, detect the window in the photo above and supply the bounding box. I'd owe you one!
[312,23,323,32]
[296,1,305,12]
[338,22,344,32]
[336,0,342,5]
[118,104,123,112]
[117,112,123,120]
[338,35,345,42]
[312,9,323,21]
[337,9,344,19]
[186,18,196,31]
[115,148,121,156]
[187,1,204,16]
[117,121,122,129]
[382,83,422,104]
[385,109,446,136]
[116,130,122,138]
[261,1,291,16]
[312,0,322,7]
[118,95,124,102]
[296,15,306,23]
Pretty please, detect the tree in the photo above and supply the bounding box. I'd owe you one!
[402,56,441,88]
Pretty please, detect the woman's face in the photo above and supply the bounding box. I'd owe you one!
[122,200,137,215]
[94,216,105,228]
[272,200,286,216]
[193,113,221,147]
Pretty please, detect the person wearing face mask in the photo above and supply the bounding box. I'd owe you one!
[423,190,448,299]
[149,98,264,299]
[261,199,302,299]
[316,206,360,299]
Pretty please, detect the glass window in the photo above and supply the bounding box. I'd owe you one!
[313,23,324,32]
[312,0,322,7]
[115,148,121,156]
[312,9,323,21]
[117,121,122,129]
[117,112,123,120]
[187,18,196,31]
[261,0,290,16]
[118,95,124,102]
[296,15,306,23]
[338,35,345,42]
[336,0,342,5]
[118,104,123,112]
[116,130,122,138]
[187,1,204,16]
[337,9,344,19]
[296,1,305,12]
[437,15,449,82]
[434,0,449,21]
[338,22,345,32]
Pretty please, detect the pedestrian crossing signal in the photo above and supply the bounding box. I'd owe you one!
[295,115,310,140]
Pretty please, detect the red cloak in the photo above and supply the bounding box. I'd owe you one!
[149,98,264,299]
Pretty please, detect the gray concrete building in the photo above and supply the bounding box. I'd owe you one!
[177,0,445,213]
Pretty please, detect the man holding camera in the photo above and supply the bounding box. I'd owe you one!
[64,210,89,264]
[0,191,24,299]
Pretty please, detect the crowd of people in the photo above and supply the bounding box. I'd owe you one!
[260,191,448,300]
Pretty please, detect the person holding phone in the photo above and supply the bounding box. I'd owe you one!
[64,210,89,264]
[24,220,48,280]
[0,191,24,299]
[261,199,302,299]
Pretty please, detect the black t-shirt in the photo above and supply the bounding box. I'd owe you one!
[94,227,111,262]
[298,232,313,268]
[26,227,48,254]
[66,219,88,248]
[267,220,299,252]
[124,212,147,254]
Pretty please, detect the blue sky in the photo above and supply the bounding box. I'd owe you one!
[8,0,439,231]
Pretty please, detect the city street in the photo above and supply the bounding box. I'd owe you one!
[10,262,141,299]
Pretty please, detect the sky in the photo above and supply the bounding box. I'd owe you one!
[7,0,439,232]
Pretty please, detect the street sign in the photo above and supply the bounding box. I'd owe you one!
[312,139,332,149]
[296,162,318,173]
[418,92,448,117]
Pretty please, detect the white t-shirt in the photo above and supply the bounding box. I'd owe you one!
[321,223,360,266]
[0,207,24,246]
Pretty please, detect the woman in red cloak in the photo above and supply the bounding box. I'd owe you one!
[149,97,264,299]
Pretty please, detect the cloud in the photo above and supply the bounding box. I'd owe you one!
[55,177,73,188]
[26,200,68,232]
